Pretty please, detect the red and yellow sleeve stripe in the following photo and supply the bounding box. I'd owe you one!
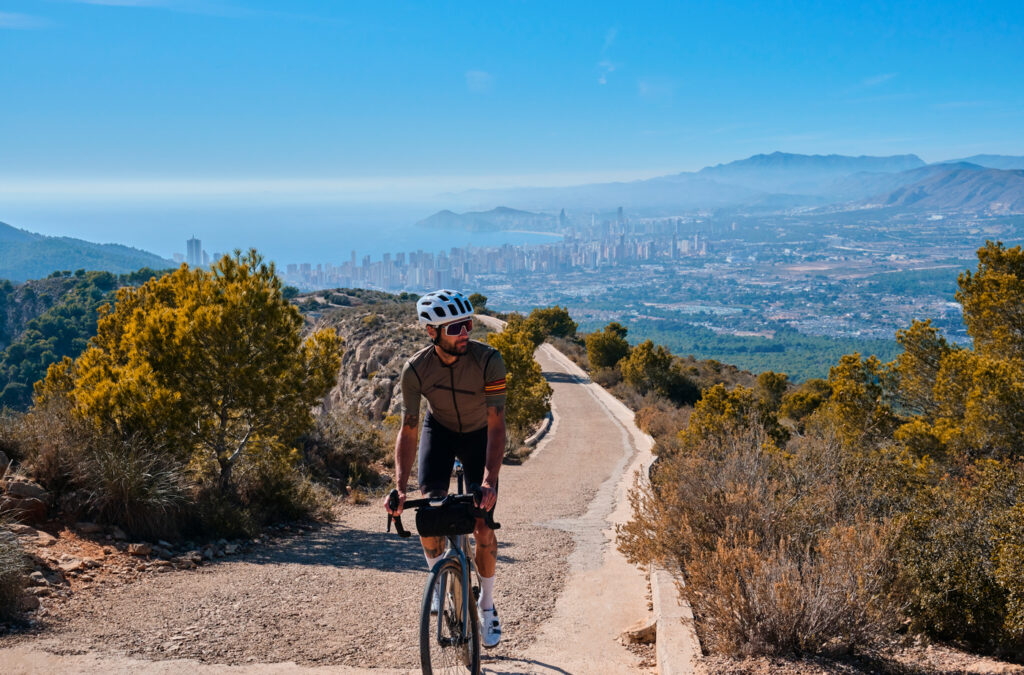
[484,378,506,395]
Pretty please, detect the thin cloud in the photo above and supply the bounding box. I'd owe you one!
[597,26,619,85]
[0,12,49,28]
[465,70,494,93]
[597,60,616,85]
[862,72,897,88]
[603,27,617,51]
[638,77,675,101]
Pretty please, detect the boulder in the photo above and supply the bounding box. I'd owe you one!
[35,530,57,547]
[127,543,152,556]
[111,526,127,541]
[0,496,47,525]
[75,521,104,534]
[621,617,657,644]
[19,594,40,611]
[7,523,37,536]
[5,479,47,501]
[58,559,85,574]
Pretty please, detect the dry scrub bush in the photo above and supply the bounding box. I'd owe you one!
[634,400,692,449]
[0,411,27,465]
[84,436,187,539]
[302,406,389,491]
[547,336,588,370]
[0,526,29,619]
[619,423,900,656]
[235,439,335,525]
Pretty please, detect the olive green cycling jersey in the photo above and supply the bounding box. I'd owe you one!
[400,340,507,433]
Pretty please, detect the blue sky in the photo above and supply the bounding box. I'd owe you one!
[2,0,1023,198]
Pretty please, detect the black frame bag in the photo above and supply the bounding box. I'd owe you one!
[415,503,477,537]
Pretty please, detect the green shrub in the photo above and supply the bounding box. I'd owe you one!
[524,306,577,338]
[896,459,1022,650]
[190,489,259,539]
[586,322,630,369]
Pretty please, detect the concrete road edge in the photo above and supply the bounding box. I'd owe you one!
[651,564,702,674]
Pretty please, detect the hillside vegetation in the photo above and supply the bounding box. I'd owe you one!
[0,221,172,283]
[617,240,1024,659]
[0,269,168,409]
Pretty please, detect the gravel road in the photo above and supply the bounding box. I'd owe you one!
[1,339,655,674]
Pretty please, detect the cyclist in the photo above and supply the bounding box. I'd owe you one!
[384,289,507,648]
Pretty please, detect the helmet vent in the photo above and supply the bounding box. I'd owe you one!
[454,297,466,313]
[419,311,431,321]
[438,294,449,301]
[447,304,457,316]
[433,307,447,318]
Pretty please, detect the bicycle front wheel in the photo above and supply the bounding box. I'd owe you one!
[420,558,481,675]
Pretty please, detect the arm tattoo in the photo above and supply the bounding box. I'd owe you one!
[403,413,419,428]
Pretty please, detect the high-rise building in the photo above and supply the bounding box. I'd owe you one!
[186,237,202,267]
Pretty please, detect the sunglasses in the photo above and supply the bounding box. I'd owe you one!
[442,319,473,336]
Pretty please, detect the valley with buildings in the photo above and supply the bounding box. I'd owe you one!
[268,205,1017,378]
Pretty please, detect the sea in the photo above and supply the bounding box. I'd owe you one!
[0,199,563,266]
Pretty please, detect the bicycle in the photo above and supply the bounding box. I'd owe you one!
[387,459,501,675]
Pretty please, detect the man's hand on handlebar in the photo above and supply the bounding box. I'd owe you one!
[385,488,406,516]
[477,483,497,512]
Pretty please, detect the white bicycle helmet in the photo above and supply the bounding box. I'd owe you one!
[417,290,475,326]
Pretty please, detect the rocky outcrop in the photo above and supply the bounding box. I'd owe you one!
[0,475,49,525]
[314,300,424,421]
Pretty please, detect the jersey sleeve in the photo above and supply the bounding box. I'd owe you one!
[483,350,507,407]
[400,361,422,422]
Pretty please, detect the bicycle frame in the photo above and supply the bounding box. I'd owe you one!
[434,460,475,647]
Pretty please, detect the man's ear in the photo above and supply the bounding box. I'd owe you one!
[426,325,438,340]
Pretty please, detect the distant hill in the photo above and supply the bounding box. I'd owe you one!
[861,164,1024,213]
[943,155,1024,170]
[0,221,173,282]
[417,206,560,231]
[696,151,926,194]
[444,152,927,211]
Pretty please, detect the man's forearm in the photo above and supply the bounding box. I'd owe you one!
[394,419,419,491]
[483,424,505,486]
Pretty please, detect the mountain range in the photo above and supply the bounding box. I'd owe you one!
[0,222,173,283]
[438,151,1024,219]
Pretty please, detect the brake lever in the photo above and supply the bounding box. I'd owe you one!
[468,483,501,530]
[387,489,412,538]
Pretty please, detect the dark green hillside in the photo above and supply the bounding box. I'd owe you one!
[0,268,168,409]
[0,221,172,282]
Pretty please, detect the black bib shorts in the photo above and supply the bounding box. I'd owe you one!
[417,412,498,497]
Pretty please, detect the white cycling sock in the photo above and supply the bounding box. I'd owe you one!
[425,552,443,572]
[479,574,495,610]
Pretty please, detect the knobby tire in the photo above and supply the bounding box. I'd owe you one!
[420,558,480,675]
